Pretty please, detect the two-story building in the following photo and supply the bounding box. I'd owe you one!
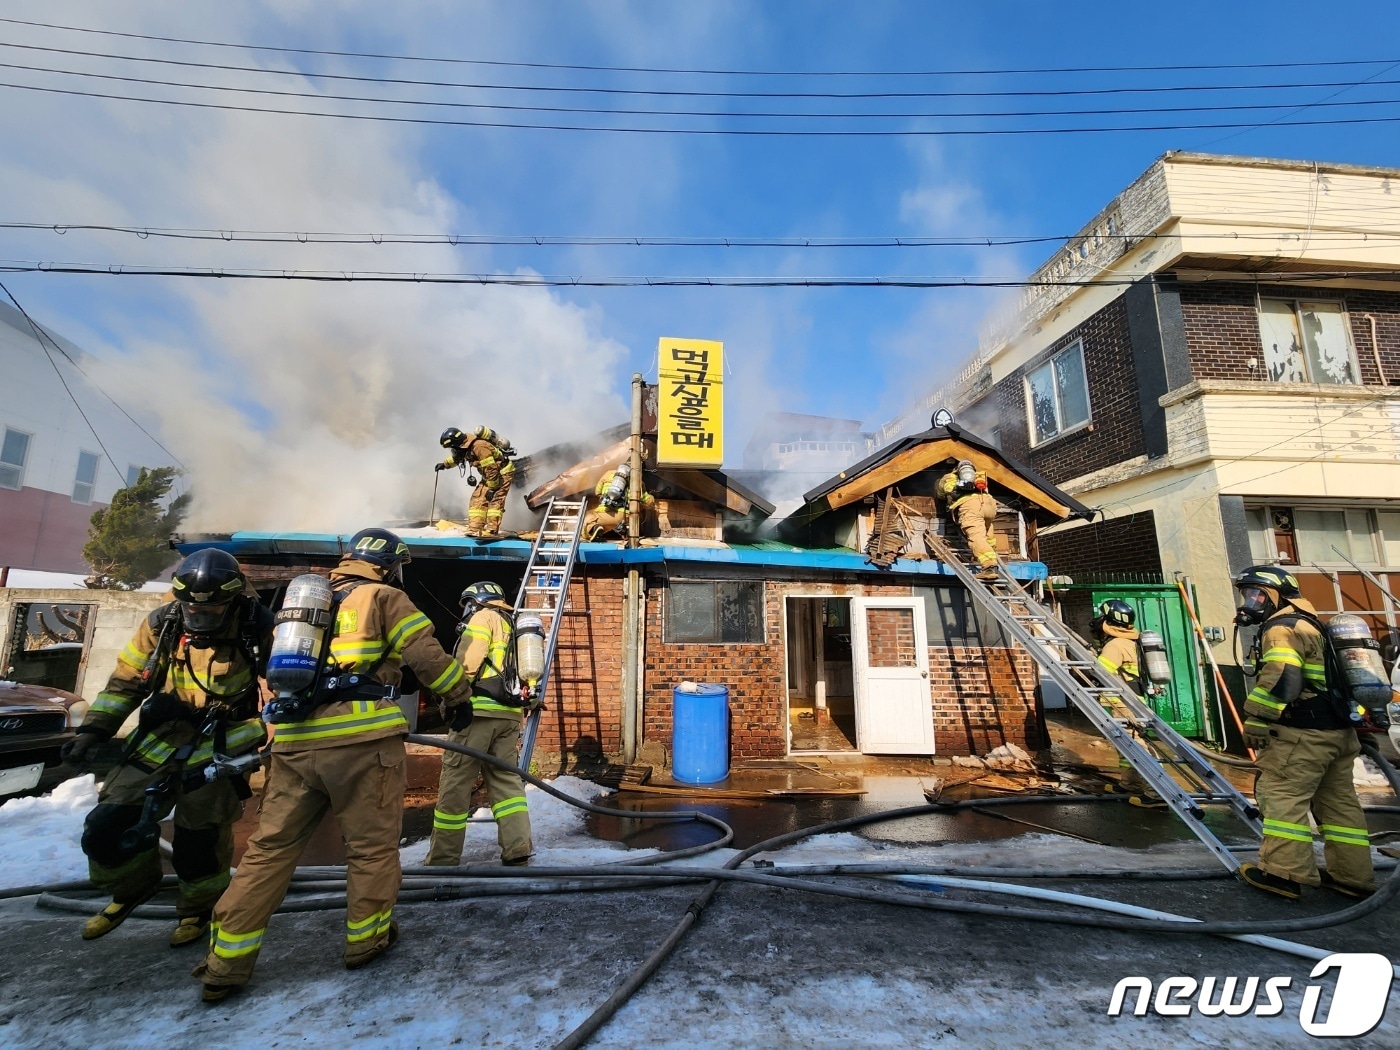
[896,151,1400,708]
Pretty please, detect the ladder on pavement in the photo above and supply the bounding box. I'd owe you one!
[923,532,1261,873]
[514,497,587,770]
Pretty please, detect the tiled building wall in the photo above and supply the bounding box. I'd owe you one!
[994,295,1147,485]
[1179,282,1400,385]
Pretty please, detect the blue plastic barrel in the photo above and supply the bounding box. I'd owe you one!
[672,683,730,784]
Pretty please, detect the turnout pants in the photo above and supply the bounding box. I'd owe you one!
[1254,724,1374,890]
[83,761,241,916]
[197,737,406,986]
[426,715,532,865]
[953,493,999,568]
[466,474,513,536]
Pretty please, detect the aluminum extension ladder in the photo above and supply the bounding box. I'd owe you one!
[923,532,1262,873]
[515,497,587,770]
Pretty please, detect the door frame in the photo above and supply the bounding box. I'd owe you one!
[850,596,936,755]
[782,594,857,755]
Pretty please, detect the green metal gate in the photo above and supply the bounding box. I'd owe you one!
[1087,584,1206,739]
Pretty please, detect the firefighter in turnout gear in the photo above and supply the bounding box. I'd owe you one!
[195,528,475,1002]
[426,581,534,866]
[1232,565,1376,901]
[936,459,999,580]
[583,463,656,541]
[1091,599,1163,807]
[437,425,516,538]
[65,549,272,947]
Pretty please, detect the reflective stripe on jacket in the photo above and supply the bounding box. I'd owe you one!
[1244,599,1342,727]
[457,603,520,717]
[271,561,473,752]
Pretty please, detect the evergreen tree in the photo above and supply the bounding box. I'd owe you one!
[82,467,191,590]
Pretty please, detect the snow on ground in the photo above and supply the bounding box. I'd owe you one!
[0,774,96,888]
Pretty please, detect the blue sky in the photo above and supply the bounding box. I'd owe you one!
[3,1,1400,525]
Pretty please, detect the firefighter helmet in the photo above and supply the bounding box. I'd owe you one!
[1096,599,1135,630]
[440,427,468,449]
[1233,564,1300,625]
[345,528,411,581]
[460,580,507,610]
[171,549,246,636]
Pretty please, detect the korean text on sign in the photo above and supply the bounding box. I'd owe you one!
[657,337,724,467]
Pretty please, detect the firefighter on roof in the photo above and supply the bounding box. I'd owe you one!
[426,580,534,867]
[437,425,516,538]
[936,459,1000,580]
[1232,565,1375,900]
[64,549,272,947]
[583,462,655,541]
[194,528,475,1002]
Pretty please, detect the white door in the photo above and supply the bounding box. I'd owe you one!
[851,597,935,755]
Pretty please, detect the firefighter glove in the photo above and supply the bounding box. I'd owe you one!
[61,729,106,765]
[434,462,449,472]
[449,700,475,732]
[1243,718,1273,752]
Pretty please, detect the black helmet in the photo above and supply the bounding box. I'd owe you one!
[1096,599,1135,631]
[346,528,411,582]
[171,549,246,637]
[460,580,507,610]
[440,427,467,449]
[1233,565,1299,625]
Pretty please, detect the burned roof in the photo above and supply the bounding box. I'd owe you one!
[796,422,1094,526]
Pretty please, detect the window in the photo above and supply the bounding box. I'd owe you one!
[72,450,100,505]
[665,580,765,643]
[0,427,31,490]
[1257,299,1358,384]
[1244,504,1381,565]
[125,464,145,488]
[1026,340,1091,445]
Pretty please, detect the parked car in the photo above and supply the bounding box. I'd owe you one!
[0,679,87,797]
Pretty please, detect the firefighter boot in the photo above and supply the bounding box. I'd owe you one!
[345,920,399,971]
[170,909,213,947]
[1238,863,1302,900]
[82,886,160,940]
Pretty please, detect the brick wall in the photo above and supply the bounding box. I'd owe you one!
[534,572,625,767]
[1180,282,1400,385]
[930,646,1042,754]
[1037,510,1162,582]
[995,294,1147,485]
[864,606,919,667]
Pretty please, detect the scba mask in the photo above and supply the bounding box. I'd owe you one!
[1234,585,1277,627]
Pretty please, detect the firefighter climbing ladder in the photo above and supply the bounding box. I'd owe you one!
[923,532,1262,874]
[515,497,587,769]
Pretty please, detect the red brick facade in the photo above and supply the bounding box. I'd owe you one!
[930,646,1041,755]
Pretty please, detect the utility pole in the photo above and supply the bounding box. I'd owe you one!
[621,373,644,764]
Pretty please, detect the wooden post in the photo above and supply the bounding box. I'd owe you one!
[621,374,644,765]
[813,599,828,723]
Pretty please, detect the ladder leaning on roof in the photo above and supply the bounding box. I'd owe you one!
[923,531,1262,875]
[514,497,587,771]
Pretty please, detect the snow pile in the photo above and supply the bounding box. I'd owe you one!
[0,774,96,888]
[400,774,662,865]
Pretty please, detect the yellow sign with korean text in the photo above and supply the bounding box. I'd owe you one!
[656,337,724,467]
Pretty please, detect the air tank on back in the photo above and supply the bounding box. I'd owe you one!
[1138,630,1172,685]
[266,574,335,697]
[1326,613,1391,707]
[515,612,546,697]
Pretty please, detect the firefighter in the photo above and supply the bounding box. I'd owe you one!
[194,528,475,1002]
[437,425,516,538]
[583,463,656,541]
[1233,565,1376,900]
[936,459,999,580]
[62,549,272,947]
[426,581,533,867]
[1091,599,1163,807]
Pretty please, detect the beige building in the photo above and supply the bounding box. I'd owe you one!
[888,151,1400,697]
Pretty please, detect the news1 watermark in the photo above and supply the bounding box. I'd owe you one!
[1107,953,1393,1037]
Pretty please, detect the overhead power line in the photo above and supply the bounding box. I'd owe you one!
[7,221,1400,251]
[12,79,1400,136]
[2,16,1394,79]
[10,58,1400,121]
[4,260,1397,289]
[6,42,1400,101]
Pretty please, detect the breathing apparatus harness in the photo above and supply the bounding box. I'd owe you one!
[261,576,400,726]
[455,599,539,710]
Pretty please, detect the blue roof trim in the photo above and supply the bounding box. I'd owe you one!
[175,532,1046,580]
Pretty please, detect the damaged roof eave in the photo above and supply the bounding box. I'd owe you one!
[173,532,1046,579]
